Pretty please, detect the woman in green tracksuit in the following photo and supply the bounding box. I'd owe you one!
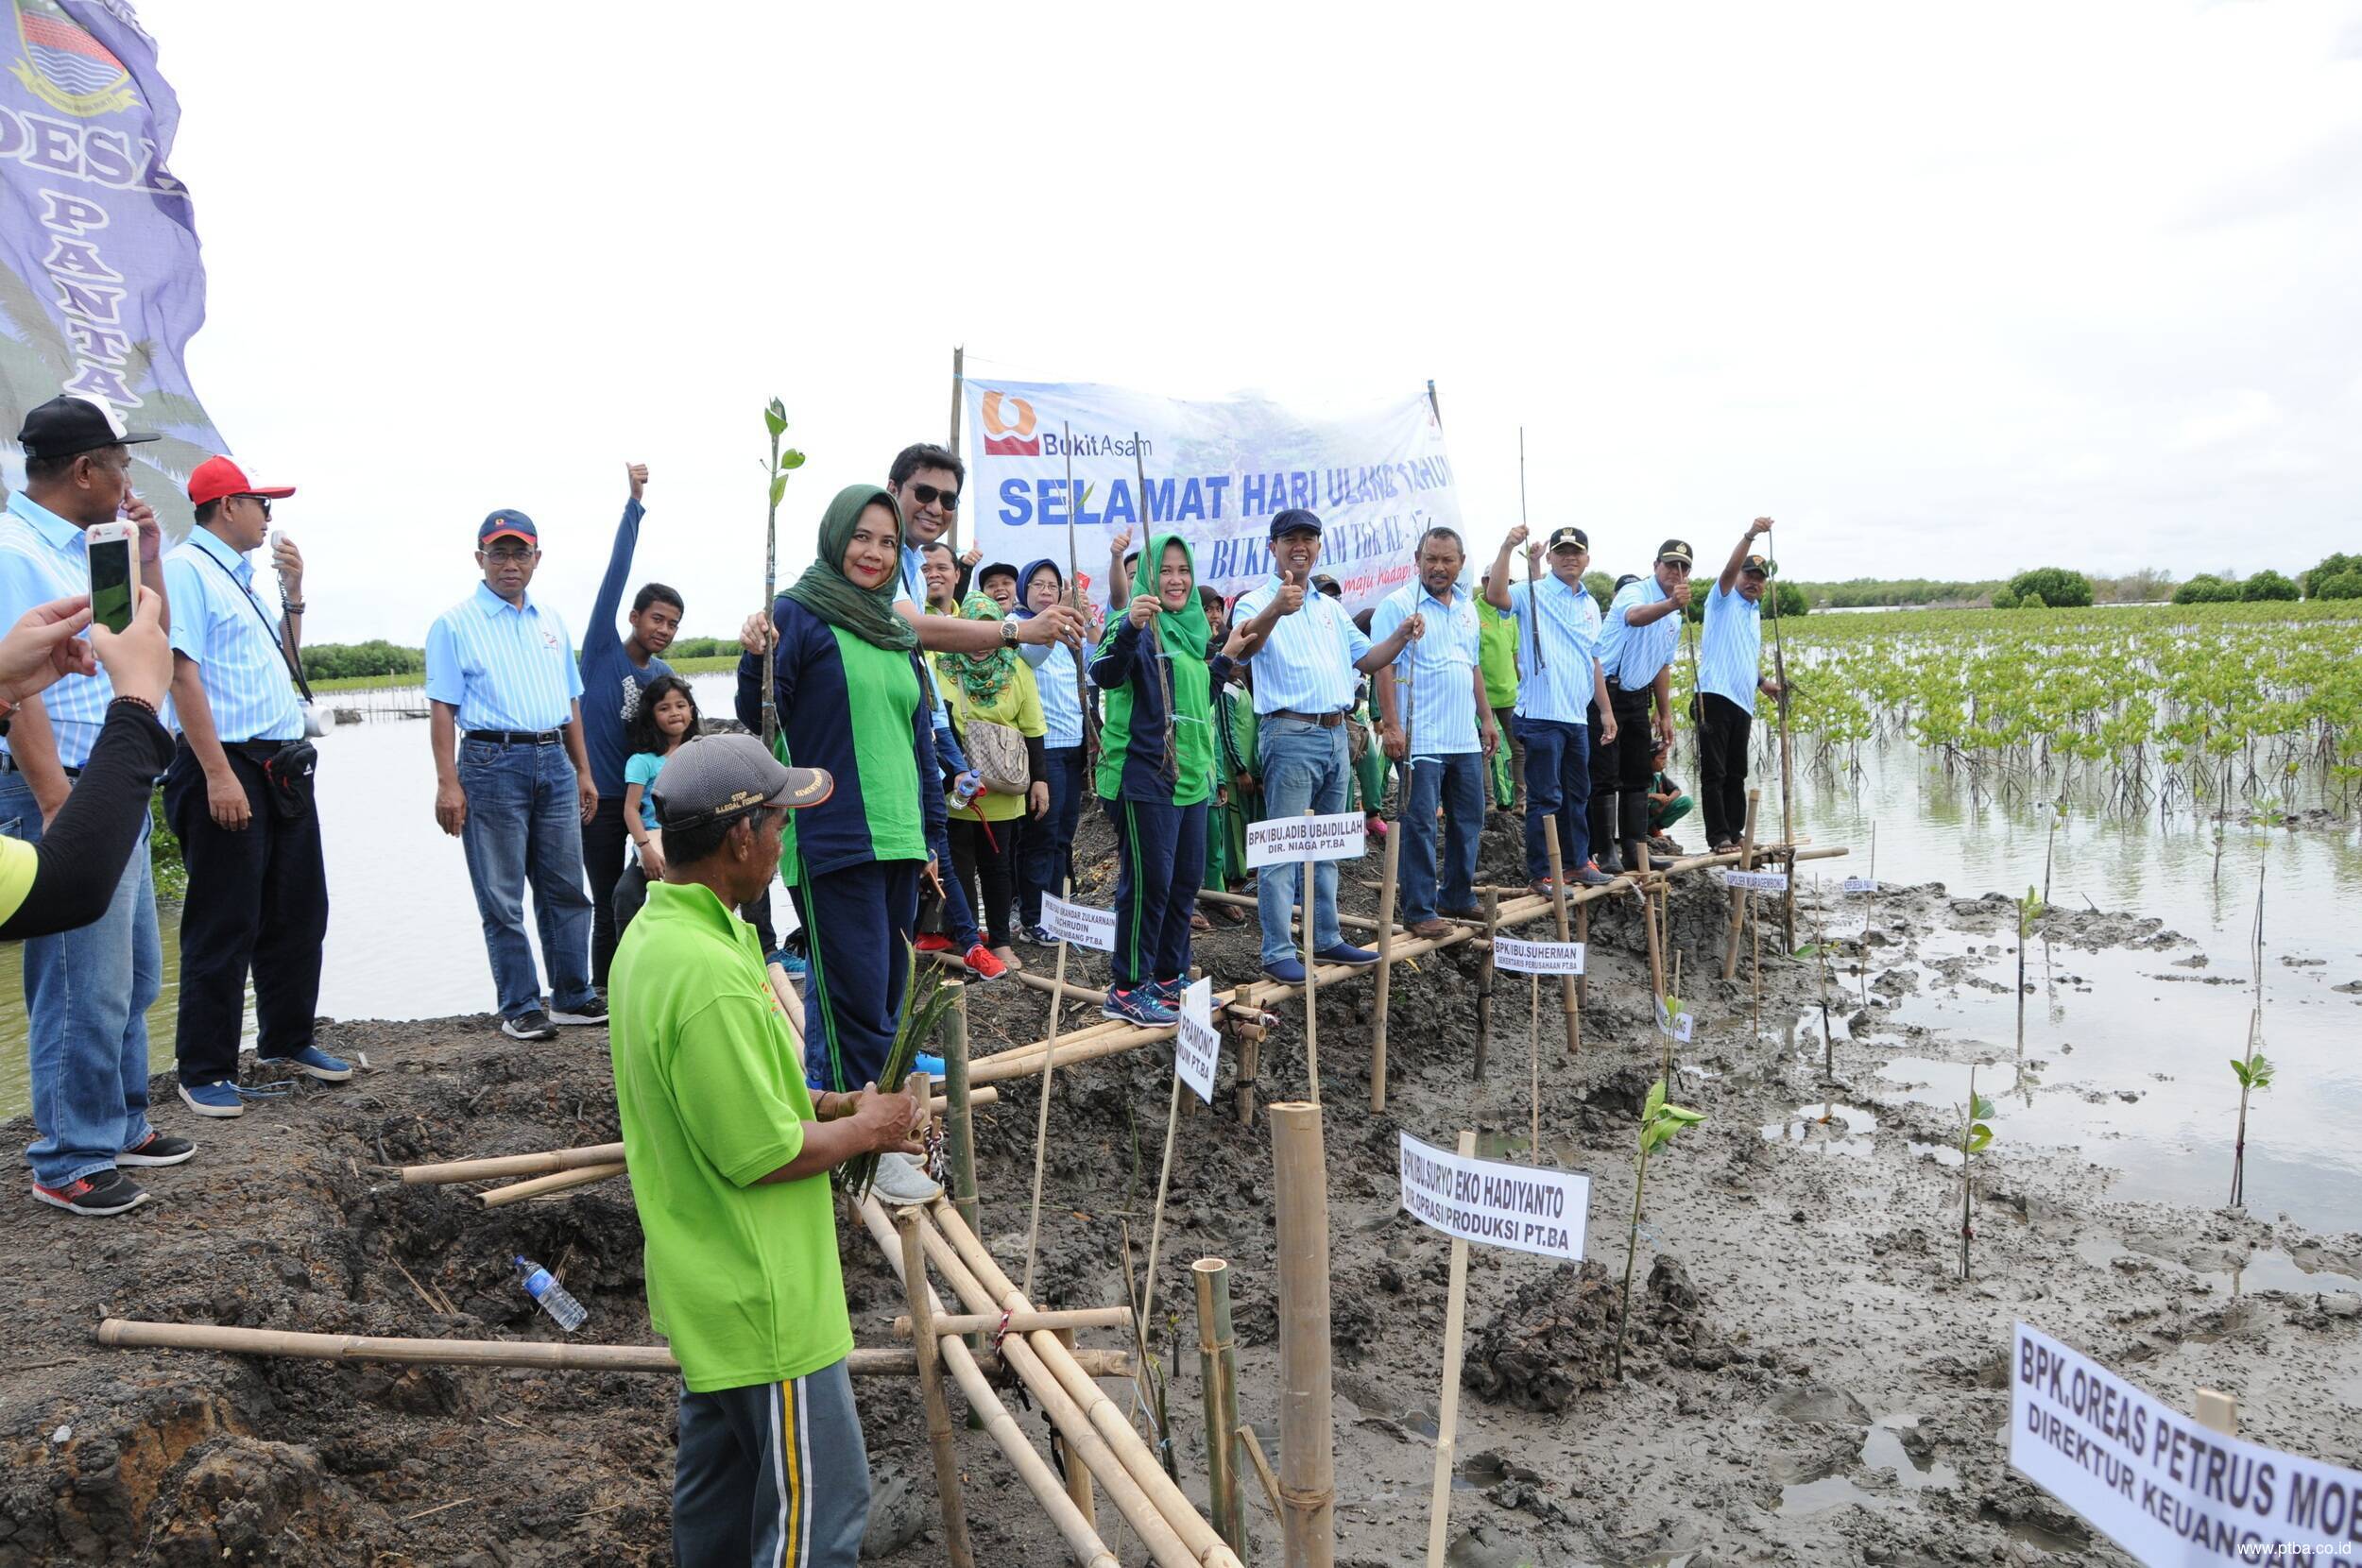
[1087,534,1241,1026]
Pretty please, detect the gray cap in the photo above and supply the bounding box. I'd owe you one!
[651,733,832,832]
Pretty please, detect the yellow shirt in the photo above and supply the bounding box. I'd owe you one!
[933,658,1045,824]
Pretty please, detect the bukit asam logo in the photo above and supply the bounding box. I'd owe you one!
[981,391,1038,456]
[10,0,138,116]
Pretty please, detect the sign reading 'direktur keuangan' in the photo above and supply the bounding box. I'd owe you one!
[1396,1132,1588,1261]
[1244,812,1367,869]
[2010,1321,2362,1563]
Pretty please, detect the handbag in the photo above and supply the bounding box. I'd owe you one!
[962,717,1031,796]
[200,550,322,818]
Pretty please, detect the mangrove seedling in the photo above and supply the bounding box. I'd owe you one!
[1613,1079,1706,1376]
[757,398,808,750]
[2227,1049,2273,1208]
[836,942,954,1203]
[1954,1065,1996,1281]
[2015,886,2045,1053]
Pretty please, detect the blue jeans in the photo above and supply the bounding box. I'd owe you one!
[1255,717,1350,968]
[1398,751,1485,924]
[1018,744,1086,928]
[456,740,596,1018]
[1515,716,1592,882]
[2,773,161,1186]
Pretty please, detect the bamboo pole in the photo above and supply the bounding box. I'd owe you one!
[1054,1325,1100,1529]
[1423,1130,1478,1567]
[400,1143,623,1186]
[942,983,983,1247]
[768,961,805,1047]
[1538,812,1580,1057]
[974,1030,1172,1087]
[477,1162,625,1207]
[1236,1016,1262,1129]
[917,1199,1242,1568]
[897,1210,976,1568]
[1721,789,1761,980]
[1635,843,1666,998]
[1474,887,1498,1080]
[948,345,966,552]
[1199,886,1384,933]
[1300,809,1320,1104]
[1023,876,1080,1298]
[1270,1102,1335,1568]
[850,1204,1122,1568]
[893,1305,1132,1338]
[1193,1259,1245,1555]
[1369,826,1403,1113]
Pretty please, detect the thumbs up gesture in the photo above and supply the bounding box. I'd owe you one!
[1275,568,1307,616]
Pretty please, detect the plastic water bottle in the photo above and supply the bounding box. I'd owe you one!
[514,1255,586,1333]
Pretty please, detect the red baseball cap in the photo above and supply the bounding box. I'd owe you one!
[187,455,297,509]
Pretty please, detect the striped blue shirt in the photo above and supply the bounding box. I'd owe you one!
[163,527,305,743]
[1230,576,1370,716]
[1698,582,1765,715]
[424,583,583,732]
[899,542,953,737]
[0,491,118,768]
[1506,573,1603,725]
[1598,573,1680,689]
[1033,638,1086,748]
[1370,580,1481,754]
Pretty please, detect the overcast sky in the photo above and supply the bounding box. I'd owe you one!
[135,0,2362,642]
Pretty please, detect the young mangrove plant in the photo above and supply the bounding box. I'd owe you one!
[2015,885,2045,1053]
[1955,1065,1996,1280]
[2228,861,2271,1208]
[757,398,808,749]
[836,943,954,1203]
[1614,1079,1706,1377]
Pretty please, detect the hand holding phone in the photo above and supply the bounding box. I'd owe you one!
[84,521,136,635]
[90,584,170,708]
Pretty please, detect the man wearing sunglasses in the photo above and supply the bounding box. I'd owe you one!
[425,511,604,1040]
[1591,539,1694,875]
[163,456,348,1119]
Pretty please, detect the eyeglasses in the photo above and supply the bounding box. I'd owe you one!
[236,495,273,520]
[481,545,535,563]
[905,482,959,511]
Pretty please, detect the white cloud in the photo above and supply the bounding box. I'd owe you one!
[2177,390,2283,450]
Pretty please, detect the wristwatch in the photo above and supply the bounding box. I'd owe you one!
[1000,618,1018,648]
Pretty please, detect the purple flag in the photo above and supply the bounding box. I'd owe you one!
[0,0,225,536]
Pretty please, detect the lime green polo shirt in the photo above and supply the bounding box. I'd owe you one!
[608,879,852,1391]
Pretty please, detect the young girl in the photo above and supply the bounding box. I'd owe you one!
[611,673,699,940]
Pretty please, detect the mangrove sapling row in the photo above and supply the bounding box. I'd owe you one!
[2228,862,2272,1209]
[1613,1080,1705,1378]
[1955,1067,1996,1281]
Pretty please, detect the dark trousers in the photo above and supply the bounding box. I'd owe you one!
[583,794,629,988]
[949,815,1019,949]
[1695,692,1754,847]
[1515,716,1591,881]
[791,859,919,1093]
[1018,744,1086,927]
[163,741,328,1086]
[916,811,980,949]
[1592,684,1656,859]
[1107,796,1207,989]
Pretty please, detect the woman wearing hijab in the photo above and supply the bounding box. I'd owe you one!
[1013,558,1087,942]
[734,486,946,1145]
[933,592,1048,972]
[1088,534,1240,1025]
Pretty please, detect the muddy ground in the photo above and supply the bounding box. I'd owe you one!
[2,810,2357,1567]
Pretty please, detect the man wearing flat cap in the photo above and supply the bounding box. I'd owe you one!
[0,394,188,1215]
[425,509,604,1042]
[1592,537,1694,874]
[1696,518,1787,852]
[163,455,349,1118]
[608,733,922,1568]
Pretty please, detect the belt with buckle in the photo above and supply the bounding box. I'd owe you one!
[466,728,563,746]
[1272,708,1348,728]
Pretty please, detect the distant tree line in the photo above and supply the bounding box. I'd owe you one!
[1787,554,2357,610]
[300,639,425,681]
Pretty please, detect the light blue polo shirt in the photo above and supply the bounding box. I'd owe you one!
[1231,576,1369,717]
[1598,573,1680,690]
[1506,573,1603,725]
[424,583,583,732]
[1369,579,1481,754]
[0,491,119,768]
[163,527,305,744]
[1698,582,1765,716]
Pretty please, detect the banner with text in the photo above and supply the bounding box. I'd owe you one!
[1494,937,1585,977]
[965,373,1458,614]
[0,0,227,537]
[2011,1321,2362,1563]
[1041,894,1117,953]
[1397,1131,1589,1261]
[1175,978,1219,1104]
[1244,811,1367,870]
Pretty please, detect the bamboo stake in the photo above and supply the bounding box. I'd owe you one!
[1055,1326,1099,1531]
[1474,887,1498,1080]
[1635,842,1666,998]
[768,961,805,1047]
[1300,808,1320,1104]
[1200,887,1383,932]
[400,1143,622,1186]
[893,1305,1132,1338]
[1766,524,1797,952]
[1270,1102,1335,1568]
[850,1203,1122,1568]
[1023,877,1078,1299]
[1237,1019,1262,1129]
[1539,812,1580,1057]
[1423,1130,1478,1568]
[1139,1069,1187,1355]
[1722,789,1760,980]
[1193,1259,1245,1555]
[947,346,965,550]
[897,1209,976,1568]
[477,1162,625,1207]
[942,985,982,1245]
[2195,1389,2239,1437]
[1370,827,1404,1113]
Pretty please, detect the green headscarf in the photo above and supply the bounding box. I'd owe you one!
[936,590,1018,707]
[1106,532,1212,662]
[782,484,916,652]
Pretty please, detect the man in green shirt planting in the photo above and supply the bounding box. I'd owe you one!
[608,732,925,1568]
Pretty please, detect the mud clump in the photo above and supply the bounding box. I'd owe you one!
[1462,1260,1617,1408]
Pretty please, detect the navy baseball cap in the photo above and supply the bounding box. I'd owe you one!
[1269,508,1323,540]
[478,510,538,548]
[18,394,160,460]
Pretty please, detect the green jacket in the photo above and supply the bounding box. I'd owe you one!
[1478,601,1520,709]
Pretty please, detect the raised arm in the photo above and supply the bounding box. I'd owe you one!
[1719,517,1772,595]
[590,466,649,641]
[1484,526,1528,612]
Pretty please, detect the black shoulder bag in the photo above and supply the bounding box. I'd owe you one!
[199,550,319,820]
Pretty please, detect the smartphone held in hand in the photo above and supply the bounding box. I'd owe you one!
[85,521,136,634]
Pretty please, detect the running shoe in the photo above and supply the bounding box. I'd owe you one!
[32,1168,148,1216]
[1103,986,1177,1026]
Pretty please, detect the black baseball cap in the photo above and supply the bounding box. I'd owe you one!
[17,394,160,460]
[978,560,1019,586]
[1546,526,1589,553]
[1657,539,1695,567]
[652,733,832,833]
[1269,508,1322,540]
[479,510,538,548]
[1740,553,1772,577]
[1312,573,1343,598]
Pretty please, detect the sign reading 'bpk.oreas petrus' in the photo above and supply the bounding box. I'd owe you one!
[1244,812,1367,870]
[2010,1321,2362,1563]
[1396,1132,1589,1261]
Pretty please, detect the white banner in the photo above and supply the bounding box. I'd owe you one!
[1723,868,1789,894]
[2010,1321,2362,1564]
[1175,978,1219,1105]
[1244,811,1368,869]
[965,374,1459,614]
[1040,894,1117,953]
[1396,1132,1589,1262]
[1494,937,1586,976]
